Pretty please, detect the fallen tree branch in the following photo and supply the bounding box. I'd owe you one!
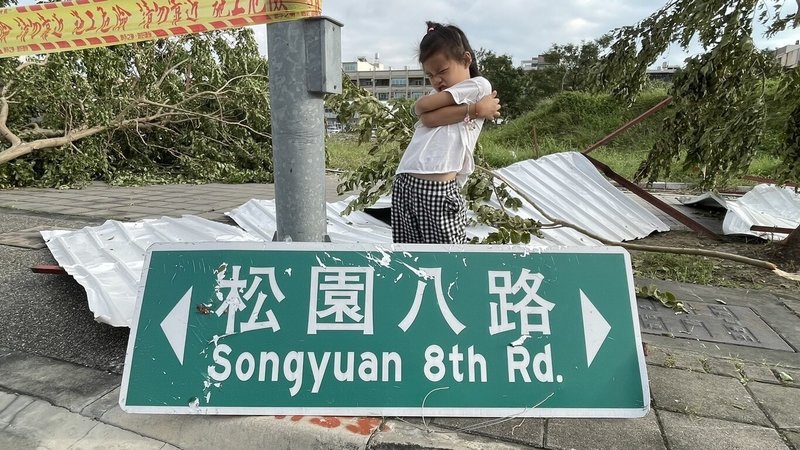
[135,99,271,139]
[774,269,800,281]
[0,59,270,165]
[476,166,779,271]
[15,56,48,72]
[0,85,22,147]
[614,242,777,270]
[0,111,195,164]
[1,58,50,146]
[18,125,65,139]
[0,102,271,165]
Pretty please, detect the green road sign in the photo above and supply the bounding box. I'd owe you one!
[120,243,649,417]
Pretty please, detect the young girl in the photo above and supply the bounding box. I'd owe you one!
[392,21,501,244]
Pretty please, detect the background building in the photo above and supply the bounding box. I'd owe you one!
[521,55,551,71]
[776,41,800,68]
[646,62,680,81]
[343,56,431,102]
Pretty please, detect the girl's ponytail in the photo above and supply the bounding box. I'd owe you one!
[455,27,481,78]
[419,21,481,78]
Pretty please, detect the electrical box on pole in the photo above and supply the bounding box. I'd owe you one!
[305,18,342,95]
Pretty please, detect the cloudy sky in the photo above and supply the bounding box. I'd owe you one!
[250,0,800,69]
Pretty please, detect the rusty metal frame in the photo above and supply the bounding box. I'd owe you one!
[742,175,798,189]
[578,96,723,240]
[583,97,673,155]
[786,226,800,247]
[750,225,797,234]
[31,264,67,275]
[584,154,721,240]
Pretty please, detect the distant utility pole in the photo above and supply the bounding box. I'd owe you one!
[267,17,342,242]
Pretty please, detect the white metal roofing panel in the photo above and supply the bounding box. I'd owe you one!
[678,192,730,210]
[227,153,666,247]
[225,199,394,243]
[326,200,393,243]
[493,152,670,242]
[41,216,261,327]
[723,184,800,240]
[226,197,601,247]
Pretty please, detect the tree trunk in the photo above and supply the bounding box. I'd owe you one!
[0,125,109,164]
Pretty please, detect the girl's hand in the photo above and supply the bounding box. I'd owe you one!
[475,91,502,120]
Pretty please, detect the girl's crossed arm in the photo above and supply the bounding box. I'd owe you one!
[415,91,501,128]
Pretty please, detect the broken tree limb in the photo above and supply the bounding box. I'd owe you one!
[477,166,779,272]
[774,269,800,282]
[0,57,270,166]
[614,242,777,270]
[0,112,178,164]
[0,100,271,165]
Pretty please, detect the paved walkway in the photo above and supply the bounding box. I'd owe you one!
[0,175,347,223]
[0,179,799,449]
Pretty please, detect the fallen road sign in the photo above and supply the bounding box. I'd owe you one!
[120,243,650,417]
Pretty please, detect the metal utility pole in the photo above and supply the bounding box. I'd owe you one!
[267,17,342,242]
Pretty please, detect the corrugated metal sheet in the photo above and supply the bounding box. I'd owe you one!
[226,199,393,243]
[41,216,260,327]
[227,198,601,246]
[493,152,670,242]
[228,152,667,246]
[679,192,729,210]
[723,184,800,240]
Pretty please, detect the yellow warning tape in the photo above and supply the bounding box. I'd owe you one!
[0,0,321,58]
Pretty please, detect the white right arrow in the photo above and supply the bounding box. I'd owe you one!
[160,287,193,366]
[580,289,611,368]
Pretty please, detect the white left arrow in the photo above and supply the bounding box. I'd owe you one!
[160,287,193,365]
[580,289,611,368]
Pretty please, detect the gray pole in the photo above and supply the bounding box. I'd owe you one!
[267,18,342,242]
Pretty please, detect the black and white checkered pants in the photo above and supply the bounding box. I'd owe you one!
[391,173,467,244]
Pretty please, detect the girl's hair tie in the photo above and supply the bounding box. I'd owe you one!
[427,26,435,33]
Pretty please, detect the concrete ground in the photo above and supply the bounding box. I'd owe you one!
[0,176,798,449]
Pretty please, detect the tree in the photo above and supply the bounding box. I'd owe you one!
[476,49,528,119]
[542,37,609,92]
[595,0,799,187]
[0,28,272,187]
[476,39,609,120]
[595,0,800,258]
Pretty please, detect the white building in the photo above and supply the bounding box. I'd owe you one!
[776,42,800,68]
[646,62,680,81]
[521,55,551,71]
[343,56,431,102]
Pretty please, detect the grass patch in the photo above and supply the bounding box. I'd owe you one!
[326,135,373,172]
[478,140,534,169]
[742,153,784,178]
[632,252,716,285]
[481,89,667,154]
[476,89,667,178]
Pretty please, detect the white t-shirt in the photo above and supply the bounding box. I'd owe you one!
[396,76,492,186]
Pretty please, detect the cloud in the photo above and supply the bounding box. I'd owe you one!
[247,0,799,69]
